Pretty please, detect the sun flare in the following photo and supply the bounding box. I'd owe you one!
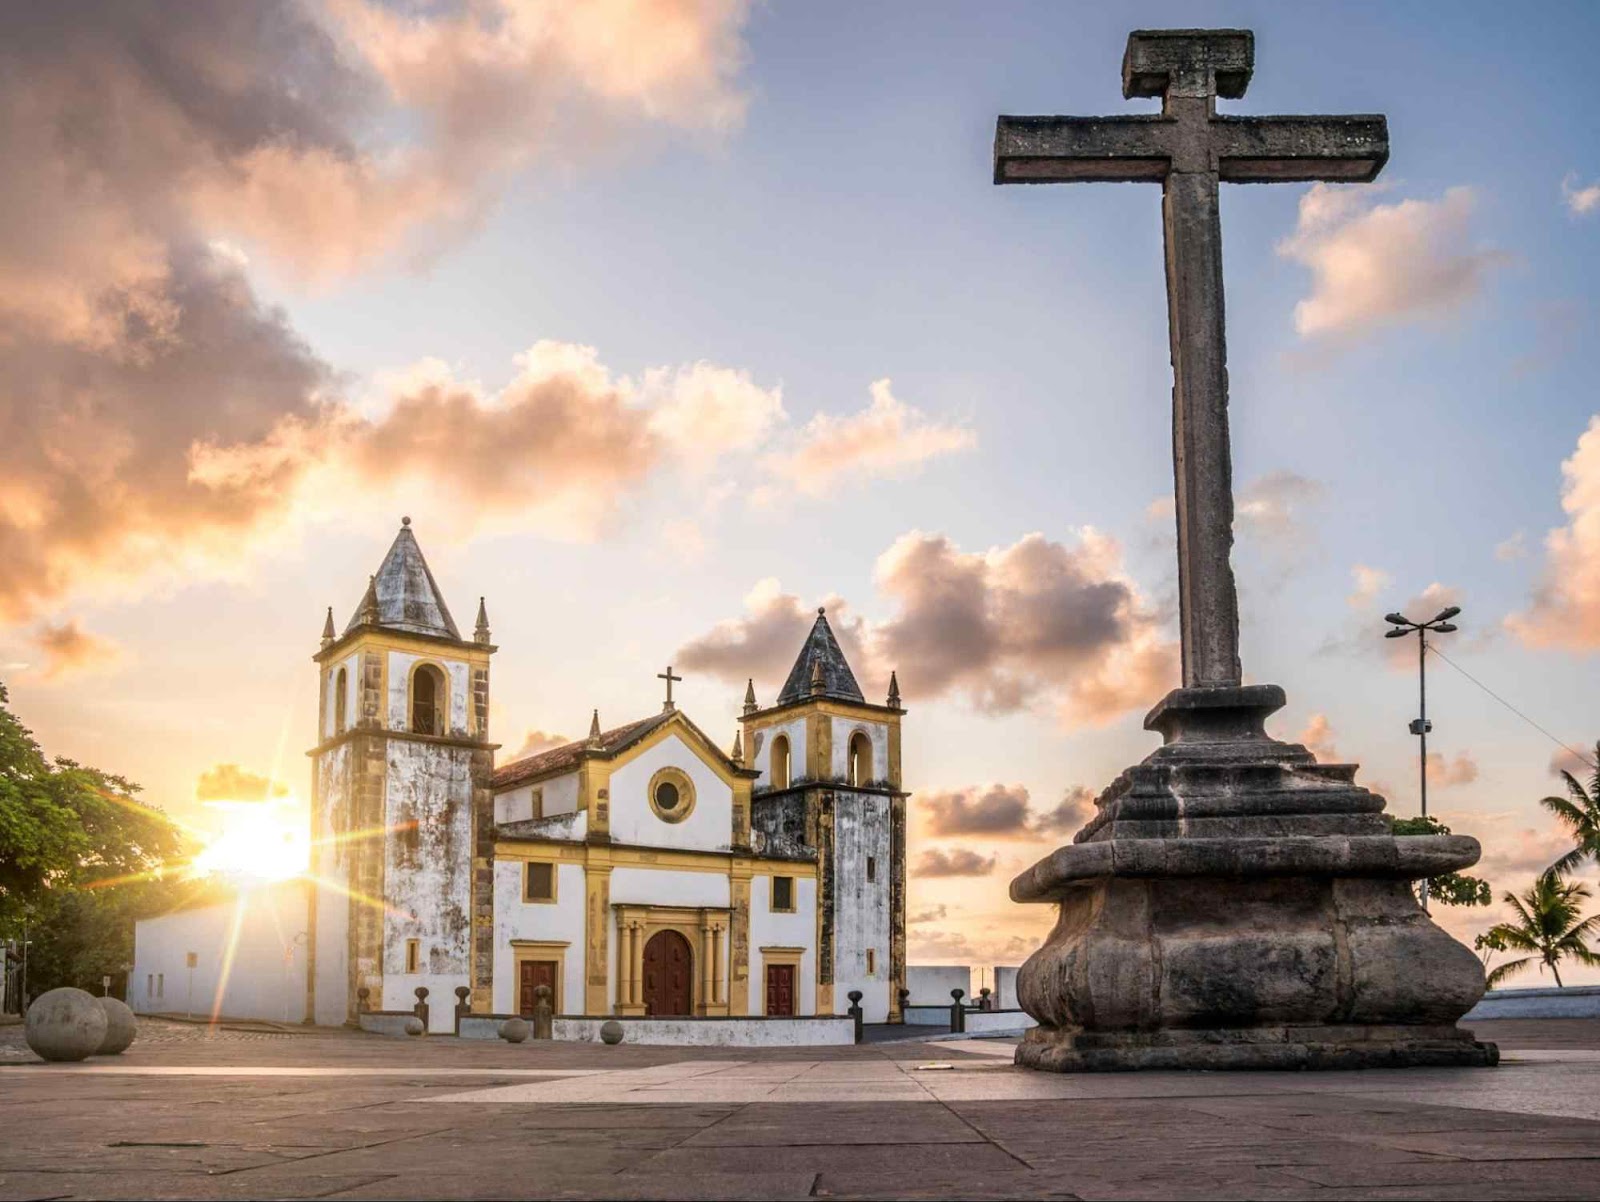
[189,798,311,884]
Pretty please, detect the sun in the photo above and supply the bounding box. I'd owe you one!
[189,798,311,884]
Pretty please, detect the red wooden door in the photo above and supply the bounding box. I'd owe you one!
[765,964,795,1016]
[642,930,693,1016]
[519,960,557,1015]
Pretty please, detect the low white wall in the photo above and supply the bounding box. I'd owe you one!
[458,1014,855,1046]
[993,967,1021,1011]
[963,1009,1036,1035]
[358,1012,421,1037]
[904,1005,955,1027]
[907,965,970,1005]
[1463,985,1600,1020]
[131,882,309,1024]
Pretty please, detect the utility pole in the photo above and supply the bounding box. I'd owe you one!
[1384,606,1461,911]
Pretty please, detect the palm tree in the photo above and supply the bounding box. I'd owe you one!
[1480,872,1600,989]
[1539,743,1600,878]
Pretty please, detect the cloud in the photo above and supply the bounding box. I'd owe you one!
[1549,746,1597,780]
[1510,417,1600,649]
[1278,184,1504,341]
[922,785,1034,838]
[30,620,124,681]
[511,729,569,760]
[195,763,290,803]
[909,905,949,925]
[1347,564,1391,610]
[914,848,998,878]
[1563,174,1600,217]
[764,379,975,496]
[677,529,1177,728]
[1235,471,1323,549]
[1495,532,1529,562]
[1426,750,1479,788]
[1036,786,1095,836]
[873,530,1177,725]
[1297,713,1340,762]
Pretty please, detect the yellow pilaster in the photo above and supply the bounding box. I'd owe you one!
[585,866,612,1015]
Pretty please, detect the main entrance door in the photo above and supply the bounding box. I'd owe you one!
[765,964,795,1016]
[518,959,558,1016]
[641,930,693,1016]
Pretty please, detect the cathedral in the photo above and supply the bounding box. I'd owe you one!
[307,520,909,1030]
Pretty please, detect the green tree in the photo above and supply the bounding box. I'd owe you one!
[1476,872,1600,988]
[1539,744,1600,879]
[1387,814,1492,907]
[0,681,195,996]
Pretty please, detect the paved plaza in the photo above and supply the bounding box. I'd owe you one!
[0,1019,1598,1199]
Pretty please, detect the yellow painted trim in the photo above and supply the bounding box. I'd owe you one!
[331,629,493,669]
[492,842,815,877]
[769,873,798,913]
[613,904,731,1018]
[584,868,611,1015]
[406,658,450,736]
[758,946,805,1017]
[730,874,751,1016]
[768,732,792,789]
[611,714,751,791]
[846,727,873,786]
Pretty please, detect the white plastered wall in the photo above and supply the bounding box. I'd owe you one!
[831,792,893,1022]
[828,716,889,784]
[494,770,580,825]
[131,883,310,1024]
[750,715,807,789]
[493,860,586,1015]
[385,651,469,735]
[607,735,733,853]
[747,874,817,1016]
[311,740,351,1026]
[323,653,360,739]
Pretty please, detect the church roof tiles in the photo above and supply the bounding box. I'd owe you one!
[775,609,864,706]
[345,518,462,640]
[491,711,674,790]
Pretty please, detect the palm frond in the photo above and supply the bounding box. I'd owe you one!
[1539,794,1590,833]
[1560,770,1593,808]
[1486,956,1535,988]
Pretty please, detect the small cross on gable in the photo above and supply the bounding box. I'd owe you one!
[657,665,683,712]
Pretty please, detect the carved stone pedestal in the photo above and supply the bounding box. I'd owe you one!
[1013,685,1497,1072]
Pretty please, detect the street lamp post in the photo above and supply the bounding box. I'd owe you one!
[1384,605,1461,911]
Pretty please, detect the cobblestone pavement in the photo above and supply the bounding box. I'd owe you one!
[0,1019,1596,1199]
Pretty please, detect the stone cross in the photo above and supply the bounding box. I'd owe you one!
[995,30,1387,689]
[657,665,682,711]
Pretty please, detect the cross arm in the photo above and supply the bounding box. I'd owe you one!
[995,115,1174,183]
[1213,115,1388,182]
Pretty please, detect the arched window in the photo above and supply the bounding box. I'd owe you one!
[848,732,872,786]
[770,734,791,790]
[333,668,348,737]
[411,664,446,735]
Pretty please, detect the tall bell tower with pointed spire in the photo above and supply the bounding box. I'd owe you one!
[307,518,497,1031]
[739,609,908,1022]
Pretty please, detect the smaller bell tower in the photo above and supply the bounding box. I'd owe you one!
[741,610,907,1022]
[307,518,496,1031]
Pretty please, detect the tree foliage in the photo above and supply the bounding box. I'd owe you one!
[0,681,199,996]
[1386,814,1492,907]
[1476,872,1600,989]
[1539,745,1600,880]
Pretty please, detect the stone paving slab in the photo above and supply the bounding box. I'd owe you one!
[2,1018,1599,1199]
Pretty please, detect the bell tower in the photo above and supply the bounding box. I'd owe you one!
[307,518,496,1031]
[740,609,908,1021]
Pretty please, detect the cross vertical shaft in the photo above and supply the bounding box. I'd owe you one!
[993,29,1387,692]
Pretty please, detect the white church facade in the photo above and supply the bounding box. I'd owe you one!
[135,520,910,1030]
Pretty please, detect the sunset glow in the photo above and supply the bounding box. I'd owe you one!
[188,800,311,885]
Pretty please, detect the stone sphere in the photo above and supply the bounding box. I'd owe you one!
[499,1017,530,1043]
[599,1020,625,1046]
[403,1017,425,1037]
[25,988,108,1063]
[96,996,137,1055]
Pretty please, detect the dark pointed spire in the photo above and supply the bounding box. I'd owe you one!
[474,596,491,644]
[731,728,744,765]
[358,575,380,626]
[777,606,864,705]
[587,709,602,747]
[887,670,902,710]
[743,678,758,715]
[321,606,336,649]
[344,517,461,639]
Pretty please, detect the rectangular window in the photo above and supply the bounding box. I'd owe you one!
[405,939,421,974]
[525,862,556,903]
[771,875,795,912]
[146,974,153,1000]
[157,973,164,1000]
[867,856,877,883]
[530,787,544,820]
[867,948,877,975]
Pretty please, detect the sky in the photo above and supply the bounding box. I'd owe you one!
[3,0,1599,983]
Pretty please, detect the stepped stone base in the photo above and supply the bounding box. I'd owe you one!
[1017,1023,1499,1072]
[1011,684,1498,1074]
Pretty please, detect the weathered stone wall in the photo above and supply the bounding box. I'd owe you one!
[831,789,892,1021]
